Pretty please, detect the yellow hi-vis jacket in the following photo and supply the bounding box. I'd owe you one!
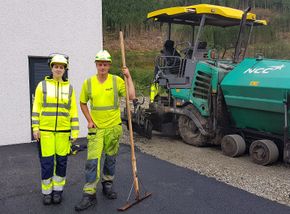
[150,83,159,103]
[32,76,79,139]
[80,74,126,128]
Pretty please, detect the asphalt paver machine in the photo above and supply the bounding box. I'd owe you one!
[123,4,290,165]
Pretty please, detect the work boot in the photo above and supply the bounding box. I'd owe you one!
[102,181,117,199]
[52,191,62,204]
[43,194,52,205]
[75,193,97,211]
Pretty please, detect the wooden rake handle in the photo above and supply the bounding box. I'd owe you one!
[119,31,140,196]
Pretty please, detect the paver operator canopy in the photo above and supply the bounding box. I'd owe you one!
[147,4,267,27]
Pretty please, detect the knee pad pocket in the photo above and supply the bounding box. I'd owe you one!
[85,159,98,183]
[40,156,54,179]
[103,155,116,176]
[55,155,68,177]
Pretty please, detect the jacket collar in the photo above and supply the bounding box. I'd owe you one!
[45,75,69,84]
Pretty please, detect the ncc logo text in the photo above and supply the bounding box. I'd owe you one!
[244,65,285,74]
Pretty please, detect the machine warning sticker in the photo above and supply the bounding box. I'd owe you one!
[244,65,285,74]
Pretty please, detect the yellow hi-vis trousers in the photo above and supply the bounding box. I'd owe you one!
[83,124,122,195]
[39,131,71,195]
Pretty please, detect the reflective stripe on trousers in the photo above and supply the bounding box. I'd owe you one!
[53,175,66,191]
[41,174,66,194]
[42,178,53,195]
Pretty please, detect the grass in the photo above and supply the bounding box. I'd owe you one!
[109,50,158,95]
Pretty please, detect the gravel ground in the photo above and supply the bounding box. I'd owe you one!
[120,126,290,207]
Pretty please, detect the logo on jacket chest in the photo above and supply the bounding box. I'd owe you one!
[105,87,113,91]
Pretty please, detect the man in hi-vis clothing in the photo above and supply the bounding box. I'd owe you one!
[32,54,79,205]
[75,50,135,211]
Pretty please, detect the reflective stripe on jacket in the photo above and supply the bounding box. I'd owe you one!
[32,76,79,138]
[87,75,118,110]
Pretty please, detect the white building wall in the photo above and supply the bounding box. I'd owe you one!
[0,0,102,145]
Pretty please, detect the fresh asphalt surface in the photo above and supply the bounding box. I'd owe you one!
[1,139,290,214]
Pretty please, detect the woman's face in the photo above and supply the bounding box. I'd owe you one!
[51,63,65,79]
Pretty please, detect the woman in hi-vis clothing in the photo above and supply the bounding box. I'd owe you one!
[31,54,79,205]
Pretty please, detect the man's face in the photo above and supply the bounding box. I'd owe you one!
[96,61,111,75]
